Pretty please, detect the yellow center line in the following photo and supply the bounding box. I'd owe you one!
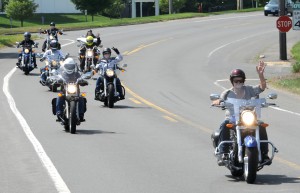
[123,83,211,133]
[128,97,142,104]
[163,115,178,123]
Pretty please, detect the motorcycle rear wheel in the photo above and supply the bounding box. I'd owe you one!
[244,147,258,184]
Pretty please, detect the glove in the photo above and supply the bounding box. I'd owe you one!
[112,47,120,55]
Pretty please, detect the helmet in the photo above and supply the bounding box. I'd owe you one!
[24,32,31,40]
[102,48,111,55]
[86,36,94,46]
[50,40,58,50]
[63,58,77,75]
[230,69,246,84]
[50,22,55,26]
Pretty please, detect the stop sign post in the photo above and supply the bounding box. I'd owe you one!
[277,16,293,32]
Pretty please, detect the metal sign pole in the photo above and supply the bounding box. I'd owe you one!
[279,0,287,60]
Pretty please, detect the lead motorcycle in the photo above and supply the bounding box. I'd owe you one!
[210,93,278,184]
[16,41,39,75]
[95,61,127,108]
[50,73,90,134]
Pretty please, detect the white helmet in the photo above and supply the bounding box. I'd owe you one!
[63,58,77,74]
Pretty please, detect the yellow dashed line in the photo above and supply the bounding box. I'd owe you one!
[275,157,300,170]
[128,97,142,104]
[163,115,178,123]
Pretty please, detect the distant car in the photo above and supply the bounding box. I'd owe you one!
[264,0,293,16]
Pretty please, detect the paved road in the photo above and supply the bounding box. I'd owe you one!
[1,12,300,193]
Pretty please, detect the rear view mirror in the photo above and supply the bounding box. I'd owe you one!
[267,93,277,100]
[210,94,220,101]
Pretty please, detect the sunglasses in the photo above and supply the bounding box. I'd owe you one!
[233,79,244,84]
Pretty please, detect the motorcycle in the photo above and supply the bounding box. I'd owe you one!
[39,53,69,92]
[77,37,101,73]
[51,73,90,134]
[16,42,39,75]
[40,29,62,51]
[210,93,278,184]
[95,61,127,108]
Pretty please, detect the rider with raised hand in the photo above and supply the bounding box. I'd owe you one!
[16,32,37,68]
[93,47,125,100]
[55,58,88,122]
[78,34,101,71]
[41,22,63,52]
[212,61,269,165]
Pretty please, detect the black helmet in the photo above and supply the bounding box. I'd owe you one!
[230,69,246,84]
[24,32,31,40]
[50,22,55,26]
[102,48,111,55]
[50,40,58,50]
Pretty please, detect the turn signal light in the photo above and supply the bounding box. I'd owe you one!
[81,93,86,97]
[261,123,269,128]
[58,93,63,97]
[226,123,234,128]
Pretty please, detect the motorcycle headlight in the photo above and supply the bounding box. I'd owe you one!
[52,60,57,66]
[25,49,29,54]
[50,35,55,40]
[241,110,256,126]
[105,69,115,77]
[67,84,77,94]
[87,50,93,57]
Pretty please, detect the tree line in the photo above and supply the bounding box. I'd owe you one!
[2,0,277,27]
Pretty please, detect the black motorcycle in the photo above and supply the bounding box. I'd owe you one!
[95,61,127,108]
[16,42,38,75]
[51,75,89,134]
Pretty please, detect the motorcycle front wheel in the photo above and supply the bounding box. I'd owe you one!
[244,147,258,184]
[107,84,115,108]
[69,101,77,134]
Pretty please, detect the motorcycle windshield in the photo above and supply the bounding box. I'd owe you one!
[225,98,266,122]
[60,72,81,83]
[99,61,118,75]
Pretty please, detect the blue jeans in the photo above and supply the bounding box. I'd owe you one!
[218,120,268,154]
[56,96,86,117]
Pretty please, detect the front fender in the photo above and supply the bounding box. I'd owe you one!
[244,136,257,148]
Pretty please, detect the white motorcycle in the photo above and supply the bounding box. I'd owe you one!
[210,93,278,183]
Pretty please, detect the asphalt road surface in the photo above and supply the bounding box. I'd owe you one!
[1,12,300,193]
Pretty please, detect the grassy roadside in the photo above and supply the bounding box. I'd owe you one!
[269,41,300,95]
[0,8,262,48]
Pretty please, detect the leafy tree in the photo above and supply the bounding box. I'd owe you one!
[103,0,125,18]
[5,0,38,27]
[71,0,111,21]
[160,0,187,14]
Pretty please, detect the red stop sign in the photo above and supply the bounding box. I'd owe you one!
[277,16,292,33]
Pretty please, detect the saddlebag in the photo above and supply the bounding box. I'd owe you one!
[51,98,57,115]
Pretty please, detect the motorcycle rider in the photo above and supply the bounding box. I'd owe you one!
[93,47,125,100]
[41,22,63,52]
[86,29,101,41]
[16,32,37,68]
[211,61,270,165]
[40,40,65,85]
[78,34,101,71]
[55,58,88,122]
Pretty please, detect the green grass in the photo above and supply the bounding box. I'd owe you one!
[0,8,263,47]
[269,41,300,94]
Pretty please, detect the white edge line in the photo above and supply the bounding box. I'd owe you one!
[214,79,300,117]
[3,63,71,192]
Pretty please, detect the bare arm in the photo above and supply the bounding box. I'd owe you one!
[256,61,267,90]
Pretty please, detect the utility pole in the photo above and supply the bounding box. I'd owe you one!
[169,0,173,14]
[279,0,287,60]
